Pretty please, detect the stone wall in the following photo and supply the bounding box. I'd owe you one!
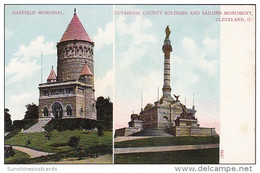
[172,126,217,136]
[85,88,96,119]
[115,127,142,137]
[56,40,94,82]
[39,96,76,118]
[157,103,182,129]
[140,106,158,129]
[39,84,96,119]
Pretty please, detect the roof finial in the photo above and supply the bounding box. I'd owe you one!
[52,65,53,69]
[74,8,76,15]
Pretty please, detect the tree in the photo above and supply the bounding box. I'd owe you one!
[44,124,54,140]
[4,108,12,132]
[68,136,80,148]
[24,103,39,119]
[96,97,113,130]
[97,126,104,137]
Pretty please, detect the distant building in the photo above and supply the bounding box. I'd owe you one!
[38,9,96,120]
[115,26,217,137]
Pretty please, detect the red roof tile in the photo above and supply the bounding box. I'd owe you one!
[60,13,93,43]
[47,67,57,80]
[80,64,92,76]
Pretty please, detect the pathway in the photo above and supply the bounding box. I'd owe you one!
[114,136,157,143]
[114,144,219,154]
[12,146,54,158]
[22,118,51,133]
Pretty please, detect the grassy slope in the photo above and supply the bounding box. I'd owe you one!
[5,130,112,153]
[115,148,219,164]
[5,149,31,164]
[115,136,219,148]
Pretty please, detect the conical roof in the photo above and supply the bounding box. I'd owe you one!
[80,64,92,76]
[47,67,57,80]
[60,10,93,43]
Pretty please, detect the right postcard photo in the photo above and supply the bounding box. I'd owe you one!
[113,5,255,164]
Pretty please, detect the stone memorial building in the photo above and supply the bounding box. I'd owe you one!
[38,9,96,120]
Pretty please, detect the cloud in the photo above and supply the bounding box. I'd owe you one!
[5,36,56,85]
[5,29,13,39]
[95,69,114,98]
[181,36,219,77]
[116,15,156,69]
[93,22,114,50]
[14,36,56,61]
[5,58,40,85]
[9,93,34,105]
[116,16,156,46]
[7,92,38,120]
[181,37,196,51]
[203,37,219,53]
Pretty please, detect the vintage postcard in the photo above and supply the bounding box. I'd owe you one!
[4,4,255,165]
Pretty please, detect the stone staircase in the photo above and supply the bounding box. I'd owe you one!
[22,118,52,133]
[130,129,173,137]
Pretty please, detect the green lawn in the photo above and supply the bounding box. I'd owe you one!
[5,149,31,164]
[115,148,219,164]
[5,130,112,164]
[5,130,112,153]
[115,136,219,148]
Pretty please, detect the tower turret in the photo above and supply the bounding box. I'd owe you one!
[47,66,57,83]
[79,63,93,85]
[56,9,94,82]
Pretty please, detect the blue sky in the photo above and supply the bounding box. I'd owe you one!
[5,5,113,120]
[114,5,220,132]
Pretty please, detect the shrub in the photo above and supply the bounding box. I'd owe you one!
[50,142,68,147]
[68,136,80,148]
[5,108,13,132]
[13,119,38,131]
[4,145,15,158]
[44,118,98,131]
[4,129,19,140]
[96,121,104,136]
[44,123,54,140]
[97,127,104,137]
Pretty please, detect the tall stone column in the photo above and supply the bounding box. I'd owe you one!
[162,26,173,101]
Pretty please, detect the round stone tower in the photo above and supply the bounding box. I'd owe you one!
[56,9,94,87]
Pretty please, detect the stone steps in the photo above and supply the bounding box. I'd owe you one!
[130,129,173,137]
[22,118,52,133]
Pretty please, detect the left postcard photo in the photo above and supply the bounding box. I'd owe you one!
[4,5,113,164]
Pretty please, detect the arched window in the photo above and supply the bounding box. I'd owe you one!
[43,107,49,117]
[66,105,72,116]
[163,116,169,121]
[52,102,63,119]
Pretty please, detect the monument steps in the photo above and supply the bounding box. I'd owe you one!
[130,129,173,137]
[22,118,52,133]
